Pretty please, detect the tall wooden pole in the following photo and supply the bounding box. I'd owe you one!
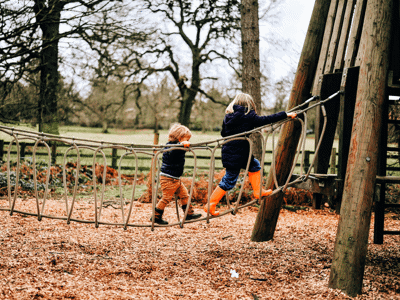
[251,0,331,242]
[328,0,393,296]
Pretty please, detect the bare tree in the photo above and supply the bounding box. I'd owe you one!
[68,6,153,133]
[272,75,293,113]
[0,0,138,134]
[127,0,242,126]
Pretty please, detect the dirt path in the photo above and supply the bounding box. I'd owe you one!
[0,199,399,299]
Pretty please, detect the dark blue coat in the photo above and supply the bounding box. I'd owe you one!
[221,105,287,170]
[160,141,186,178]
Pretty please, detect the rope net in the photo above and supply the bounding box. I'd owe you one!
[0,92,340,230]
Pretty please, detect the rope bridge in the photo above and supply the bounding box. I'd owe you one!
[0,91,341,230]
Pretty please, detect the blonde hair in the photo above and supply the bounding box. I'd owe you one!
[168,123,192,142]
[225,93,257,115]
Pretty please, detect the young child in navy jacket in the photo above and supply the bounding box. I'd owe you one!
[152,123,202,224]
[204,93,297,216]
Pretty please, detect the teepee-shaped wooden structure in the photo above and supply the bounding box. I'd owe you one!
[252,0,399,296]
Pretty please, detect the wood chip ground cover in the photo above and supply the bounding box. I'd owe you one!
[0,198,399,299]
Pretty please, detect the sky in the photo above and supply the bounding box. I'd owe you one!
[63,0,317,98]
[261,0,316,80]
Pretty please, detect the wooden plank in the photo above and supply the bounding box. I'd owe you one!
[312,0,339,95]
[373,183,385,244]
[334,0,357,71]
[389,0,400,80]
[290,174,337,196]
[328,0,393,296]
[336,66,359,212]
[324,0,348,73]
[251,0,332,242]
[375,175,400,183]
[314,73,342,175]
[344,0,367,68]
[313,72,342,209]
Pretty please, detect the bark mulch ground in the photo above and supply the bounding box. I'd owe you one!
[0,197,399,300]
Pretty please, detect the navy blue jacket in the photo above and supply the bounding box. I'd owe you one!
[221,105,287,170]
[160,141,186,178]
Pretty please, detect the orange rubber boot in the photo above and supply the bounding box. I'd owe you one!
[204,186,226,216]
[248,171,272,199]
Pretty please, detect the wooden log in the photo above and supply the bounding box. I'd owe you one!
[336,66,359,213]
[313,72,341,209]
[334,0,356,71]
[314,73,342,175]
[389,0,400,79]
[312,0,339,95]
[324,0,348,73]
[251,0,331,242]
[330,148,336,174]
[344,0,367,68]
[328,0,393,296]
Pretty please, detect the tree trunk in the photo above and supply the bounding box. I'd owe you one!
[37,1,61,135]
[178,64,200,126]
[251,0,331,242]
[328,0,393,296]
[101,120,109,134]
[240,0,262,161]
[178,89,196,126]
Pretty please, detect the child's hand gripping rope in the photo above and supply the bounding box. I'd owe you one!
[204,93,291,217]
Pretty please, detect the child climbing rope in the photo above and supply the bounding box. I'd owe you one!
[204,93,297,216]
[151,123,202,225]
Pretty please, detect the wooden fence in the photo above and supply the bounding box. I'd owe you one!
[0,140,340,174]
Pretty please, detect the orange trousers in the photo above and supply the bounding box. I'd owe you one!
[156,176,194,214]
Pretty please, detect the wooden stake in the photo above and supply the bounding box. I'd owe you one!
[251,0,331,242]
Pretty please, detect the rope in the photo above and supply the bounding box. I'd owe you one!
[0,91,341,229]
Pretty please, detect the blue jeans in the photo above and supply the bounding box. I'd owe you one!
[219,158,261,191]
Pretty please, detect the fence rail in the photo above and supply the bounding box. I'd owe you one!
[0,140,339,173]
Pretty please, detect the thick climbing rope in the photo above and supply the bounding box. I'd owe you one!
[0,91,341,230]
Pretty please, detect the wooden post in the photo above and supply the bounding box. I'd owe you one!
[328,0,393,296]
[20,142,26,161]
[0,140,4,162]
[373,182,384,244]
[111,148,118,169]
[251,0,331,242]
[51,142,57,165]
[313,72,342,209]
[314,73,341,176]
[336,66,359,213]
[303,150,310,173]
[330,148,336,174]
[312,0,339,95]
[153,133,159,145]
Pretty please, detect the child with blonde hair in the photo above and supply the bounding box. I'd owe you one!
[151,123,202,224]
[204,93,297,216]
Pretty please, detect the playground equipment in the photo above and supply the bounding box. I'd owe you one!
[255,0,399,296]
[0,90,333,230]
